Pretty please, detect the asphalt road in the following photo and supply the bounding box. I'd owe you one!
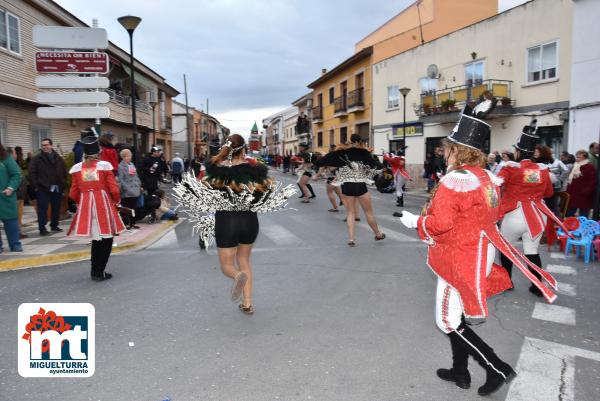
[1,171,599,401]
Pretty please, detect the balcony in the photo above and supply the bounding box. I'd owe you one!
[347,88,365,112]
[104,88,151,112]
[312,105,323,123]
[417,79,514,123]
[160,116,172,133]
[333,95,347,117]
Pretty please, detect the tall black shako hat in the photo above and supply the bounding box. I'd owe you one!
[447,98,497,150]
[513,119,539,153]
[81,135,100,156]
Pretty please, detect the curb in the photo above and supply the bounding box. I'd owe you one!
[0,220,179,272]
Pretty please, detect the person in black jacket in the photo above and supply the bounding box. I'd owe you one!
[28,138,67,235]
[315,134,385,246]
[140,146,165,196]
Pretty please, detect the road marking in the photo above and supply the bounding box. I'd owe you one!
[546,264,577,275]
[556,282,576,297]
[148,229,179,249]
[531,303,576,326]
[550,252,566,260]
[506,337,600,401]
[355,220,418,242]
[261,223,304,246]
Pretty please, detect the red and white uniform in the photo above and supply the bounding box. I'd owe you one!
[498,160,568,254]
[416,165,557,332]
[68,160,126,239]
[384,153,411,197]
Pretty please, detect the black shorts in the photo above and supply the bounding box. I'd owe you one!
[214,211,259,248]
[341,182,368,197]
[302,171,312,178]
[326,177,335,184]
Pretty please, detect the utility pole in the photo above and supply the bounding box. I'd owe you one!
[184,74,192,160]
[594,127,600,220]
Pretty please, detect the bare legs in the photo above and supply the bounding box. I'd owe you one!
[217,245,253,308]
[357,192,383,237]
[299,174,312,200]
[327,184,342,210]
[342,193,383,243]
[236,244,254,307]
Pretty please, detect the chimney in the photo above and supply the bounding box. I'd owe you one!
[321,68,327,75]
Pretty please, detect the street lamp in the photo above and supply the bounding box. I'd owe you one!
[118,15,142,161]
[399,87,411,155]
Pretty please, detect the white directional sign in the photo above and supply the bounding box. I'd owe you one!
[37,106,110,119]
[37,92,110,105]
[33,26,108,50]
[35,76,109,89]
[506,337,600,401]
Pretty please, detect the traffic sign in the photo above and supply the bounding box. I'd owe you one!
[37,106,110,119]
[36,52,109,74]
[33,26,108,50]
[35,76,109,89]
[37,92,110,105]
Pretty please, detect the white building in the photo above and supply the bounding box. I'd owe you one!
[262,106,297,156]
[372,0,573,177]
[283,108,300,155]
[171,100,193,158]
[568,0,600,153]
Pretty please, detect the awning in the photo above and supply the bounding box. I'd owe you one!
[121,64,158,95]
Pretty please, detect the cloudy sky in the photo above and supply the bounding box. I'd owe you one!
[55,0,527,135]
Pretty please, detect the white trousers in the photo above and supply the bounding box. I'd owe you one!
[500,206,546,255]
[394,174,408,197]
[434,243,495,333]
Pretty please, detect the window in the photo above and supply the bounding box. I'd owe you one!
[317,132,323,147]
[387,85,399,109]
[329,129,334,146]
[31,125,50,151]
[465,60,484,85]
[0,9,21,54]
[329,87,335,104]
[340,127,348,144]
[527,41,558,83]
[0,119,6,145]
[419,77,438,94]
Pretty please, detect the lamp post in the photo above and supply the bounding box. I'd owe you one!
[118,15,142,161]
[399,87,411,155]
[149,99,157,148]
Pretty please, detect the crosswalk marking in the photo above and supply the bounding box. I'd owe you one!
[556,282,576,297]
[532,303,576,326]
[260,224,304,246]
[546,264,577,275]
[356,219,418,242]
[507,337,600,401]
[550,252,566,260]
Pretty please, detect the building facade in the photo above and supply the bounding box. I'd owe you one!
[308,47,372,154]
[372,0,573,181]
[0,0,179,160]
[291,92,313,147]
[262,106,297,156]
[283,108,299,156]
[568,0,600,153]
[172,100,228,159]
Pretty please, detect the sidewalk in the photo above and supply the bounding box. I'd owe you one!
[0,205,180,271]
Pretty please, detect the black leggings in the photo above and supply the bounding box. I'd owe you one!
[215,211,259,248]
[91,238,113,276]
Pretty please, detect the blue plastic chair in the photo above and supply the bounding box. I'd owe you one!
[565,221,600,263]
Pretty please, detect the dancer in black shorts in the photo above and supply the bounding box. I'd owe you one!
[297,144,317,202]
[174,134,296,314]
[315,134,385,246]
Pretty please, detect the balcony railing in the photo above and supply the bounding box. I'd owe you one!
[104,88,151,112]
[334,95,347,115]
[312,105,323,121]
[347,88,364,110]
[418,79,513,117]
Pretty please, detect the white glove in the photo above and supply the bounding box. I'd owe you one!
[399,211,419,229]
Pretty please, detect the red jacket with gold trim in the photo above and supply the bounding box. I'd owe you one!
[383,153,410,179]
[498,160,559,239]
[416,165,558,319]
[68,160,125,237]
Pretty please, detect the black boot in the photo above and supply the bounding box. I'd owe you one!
[297,184,304,198]
[437,331,471,389]
[93,238,113,281]
[399,195,404,207]
[500,253,514,290]
[456,323,516,396]
[396,196,402,207]
[307,184,316,198]
[525,254,543,297]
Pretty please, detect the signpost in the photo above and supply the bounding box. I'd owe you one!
[33,26,110,121]
[35,52,109,74]
[32,26,108,49]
